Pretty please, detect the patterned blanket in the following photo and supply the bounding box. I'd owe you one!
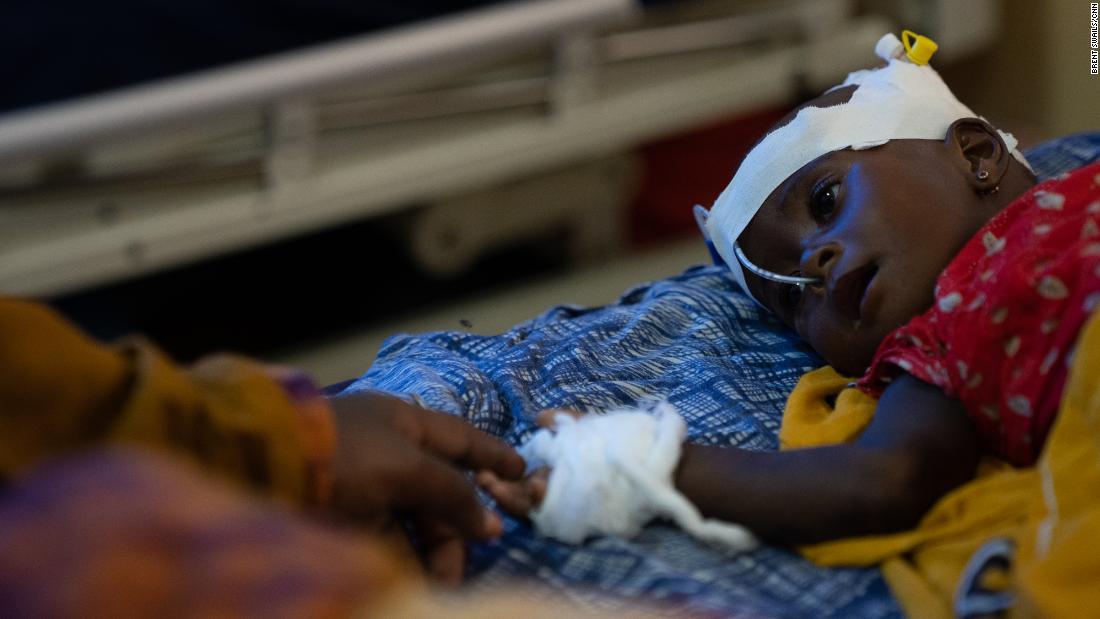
[345,133,1100,618]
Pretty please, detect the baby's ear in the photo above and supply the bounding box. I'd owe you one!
[945,118,1008,194]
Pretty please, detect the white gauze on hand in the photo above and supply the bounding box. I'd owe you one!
[518,402,757,551]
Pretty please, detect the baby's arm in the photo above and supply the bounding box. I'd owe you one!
[675,374,982,544]
[484,374,983,545]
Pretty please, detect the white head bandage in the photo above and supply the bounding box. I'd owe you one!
[699,32,1031,305]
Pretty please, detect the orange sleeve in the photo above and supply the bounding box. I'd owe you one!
[0,297,336,507]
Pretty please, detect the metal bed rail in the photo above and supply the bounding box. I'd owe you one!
[0,0,637,165]
[0,0,896,296]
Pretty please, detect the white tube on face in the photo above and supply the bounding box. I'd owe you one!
[733,243,821,287]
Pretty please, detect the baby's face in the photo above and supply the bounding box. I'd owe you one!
[738,139,993,376]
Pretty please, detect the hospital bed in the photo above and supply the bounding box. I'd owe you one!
[0,1,1008,616]
[342,133,1100,618]
[0,0,911,296]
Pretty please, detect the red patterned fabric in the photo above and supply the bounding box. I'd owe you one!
[858,162,1100,465]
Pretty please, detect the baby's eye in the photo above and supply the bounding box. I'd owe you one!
[810,180,841,223]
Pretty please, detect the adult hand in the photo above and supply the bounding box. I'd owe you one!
[326,391,525,583]
[478,408,583,519]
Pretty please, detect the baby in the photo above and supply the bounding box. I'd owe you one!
[481,32,1100,546]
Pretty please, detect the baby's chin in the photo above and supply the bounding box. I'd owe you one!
[824,347,877,378]
[829,285,938,376]
[820,323,900,377]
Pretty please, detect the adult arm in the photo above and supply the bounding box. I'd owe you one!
[0,296,338,505]
[0,297,524,580]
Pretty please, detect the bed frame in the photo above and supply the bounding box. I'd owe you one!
[0,0,987,296]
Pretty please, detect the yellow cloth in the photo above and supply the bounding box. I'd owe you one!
[1012,311,1100,617]
[0,297,336,507]
[779,312,1100,618]
[778,366,875,449]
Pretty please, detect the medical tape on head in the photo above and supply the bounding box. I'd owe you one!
[701,33,1031,306]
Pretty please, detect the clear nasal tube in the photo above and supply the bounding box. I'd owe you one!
[733,243,823,294]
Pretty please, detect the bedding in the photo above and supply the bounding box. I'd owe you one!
[343,132,1100,618]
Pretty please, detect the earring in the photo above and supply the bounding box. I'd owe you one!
[976,169,998,195]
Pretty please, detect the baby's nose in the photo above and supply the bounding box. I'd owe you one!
[800,241,842,282]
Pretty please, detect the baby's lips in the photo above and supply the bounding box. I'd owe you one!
[831,261,879,322]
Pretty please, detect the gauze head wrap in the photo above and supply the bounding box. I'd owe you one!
[700,32,1031,305]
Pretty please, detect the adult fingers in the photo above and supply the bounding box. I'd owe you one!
[388,450,502,541]
[334,392,525,479]
[535,408,585,428]
[413,518,468,585]
[426,537,466,586]
[477,469,548,516]
[405,408,526,480]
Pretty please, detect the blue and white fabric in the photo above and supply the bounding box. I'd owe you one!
[345,133,1100,618]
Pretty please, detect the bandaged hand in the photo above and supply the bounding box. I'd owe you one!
[481,404,758,551]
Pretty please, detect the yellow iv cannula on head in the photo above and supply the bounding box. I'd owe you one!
[901,30,938,65]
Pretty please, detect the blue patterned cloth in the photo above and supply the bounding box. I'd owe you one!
[346,133,1100,618]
